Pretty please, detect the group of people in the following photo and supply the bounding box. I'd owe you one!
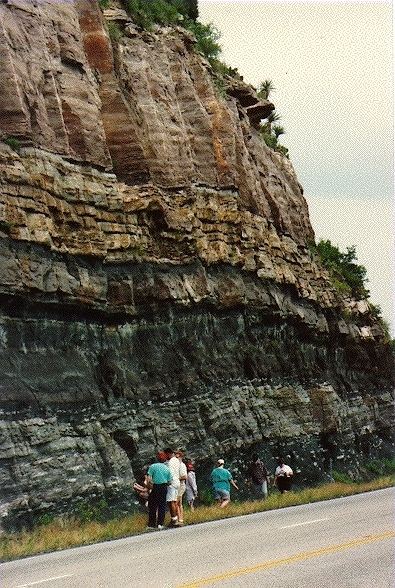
[134,449,293,530]
[211,454,293,507]
[138,448,198,530]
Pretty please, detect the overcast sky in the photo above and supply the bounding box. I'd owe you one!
[199,0,393,333]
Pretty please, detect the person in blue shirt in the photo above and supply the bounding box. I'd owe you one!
[146,451,172,529]
[210,458,239,508]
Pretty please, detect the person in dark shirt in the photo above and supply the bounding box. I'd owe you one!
[247,453,270,499]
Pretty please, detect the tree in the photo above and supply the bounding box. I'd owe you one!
[257,79,275,100]
[183,0,198,20]
[273,125,285,140]
[260,110,281,134]
[314,240,369,298]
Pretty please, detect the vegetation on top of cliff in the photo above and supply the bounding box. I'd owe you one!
[313,239,369,299]
[122,0,198,28]
[311,239,391,338]
[122,0,222,65]
[257,80,289,158]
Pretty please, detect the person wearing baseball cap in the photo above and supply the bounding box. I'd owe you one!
[210,458,239,507]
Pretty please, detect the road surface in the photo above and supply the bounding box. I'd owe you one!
[2,488,394,588]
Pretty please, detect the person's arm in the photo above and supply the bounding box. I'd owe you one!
[229,472,238,491]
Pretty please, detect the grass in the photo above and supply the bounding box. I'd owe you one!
[1,476,393,562]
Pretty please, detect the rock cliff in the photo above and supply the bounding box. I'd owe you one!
[0,0,393,530]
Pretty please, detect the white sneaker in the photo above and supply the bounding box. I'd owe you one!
[157,525,164,530]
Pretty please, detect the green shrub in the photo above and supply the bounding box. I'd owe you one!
[186,20,221,63]
[197,487,215,506]
[366,458,395,476]
[369,304,391,339]
[257,79,275,100]
[126,0,185,28]
[99,0,110,9]
[260,131,277,149]
[107,21,122,42]
[332,470,354,484]
[37,513,55,526]
[211,75,227,99]
[123,1,220,69]
[184,0,198,20]
[75,498,109,523]
[4,136,21,151]
[275,144,289,158]
[125,0,198,28]
[313,240,369,299]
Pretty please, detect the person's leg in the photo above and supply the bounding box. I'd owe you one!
[219,490,230,508]
[147,486,158,527]
[277,477,286,494]
[262,480,268,499]
[166,486,179,525]
[177,498,184,523]
[177,488,185,523]
[157,485,168,527]
[168,501,179,524]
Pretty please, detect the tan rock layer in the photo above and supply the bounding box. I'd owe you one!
[1,0,312,244]
[0,147,334,306]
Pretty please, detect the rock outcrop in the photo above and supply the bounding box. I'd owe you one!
[0,0,393,530]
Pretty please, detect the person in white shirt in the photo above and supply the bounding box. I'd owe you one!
[164,447,181,526]
[185,462,198,510]
[175,449,187,524]
[274,456,293,494]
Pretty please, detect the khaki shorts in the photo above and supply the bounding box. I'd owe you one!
[178,484,186,499]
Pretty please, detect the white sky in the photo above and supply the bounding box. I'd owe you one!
[199,0,394,333]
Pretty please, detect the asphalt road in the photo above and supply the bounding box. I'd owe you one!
[2,488,394,588]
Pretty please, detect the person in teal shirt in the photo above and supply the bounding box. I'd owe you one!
[146,452,172,529]
[210,458,239,507]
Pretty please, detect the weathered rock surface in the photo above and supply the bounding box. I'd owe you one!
[0,0,393,530]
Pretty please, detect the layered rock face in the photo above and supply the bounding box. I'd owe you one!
[0,0,393,530]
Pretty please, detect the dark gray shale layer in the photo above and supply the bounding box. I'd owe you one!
[0,241,393,530]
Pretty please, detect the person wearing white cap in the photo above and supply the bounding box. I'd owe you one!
[210,458,239,507]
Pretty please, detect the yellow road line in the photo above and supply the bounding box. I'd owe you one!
[177,530,395,588]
